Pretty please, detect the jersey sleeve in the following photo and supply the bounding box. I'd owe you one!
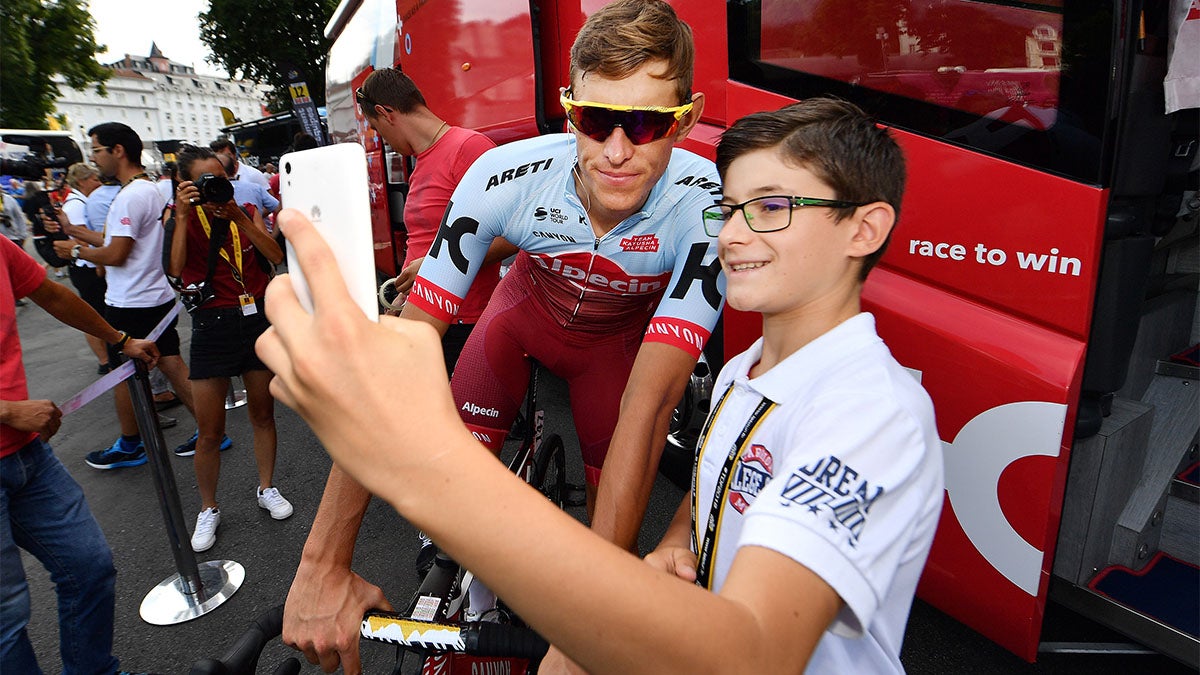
[408,144,513,323]
[643,194,725,358]
[737,392,938,638]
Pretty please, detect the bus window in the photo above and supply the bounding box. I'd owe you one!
[729,0,1114,184]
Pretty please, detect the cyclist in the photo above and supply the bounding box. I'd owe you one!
[280,0,723,670]
[260,97,944,674]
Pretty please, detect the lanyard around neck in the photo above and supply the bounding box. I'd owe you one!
[691,385,776,590]
[195,207,244,287]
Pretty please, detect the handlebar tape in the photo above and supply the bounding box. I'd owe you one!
[463,622,549,660]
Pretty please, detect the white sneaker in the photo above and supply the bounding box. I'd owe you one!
[191,507,220,552]
[257,486,293,520]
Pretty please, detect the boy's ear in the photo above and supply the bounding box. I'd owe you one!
[846,202,895,259]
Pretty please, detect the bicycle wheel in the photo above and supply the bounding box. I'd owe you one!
[530,433,566,509]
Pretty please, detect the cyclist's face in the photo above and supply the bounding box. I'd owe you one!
[569,60,701,231]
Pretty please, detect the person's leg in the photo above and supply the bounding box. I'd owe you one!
[5,441,118,674]
[191,377,229,510]
[157,355,196,417]
[556,330,640,521]
[242,369,277,489]
[0,450,42,674]
[448,280,535,453]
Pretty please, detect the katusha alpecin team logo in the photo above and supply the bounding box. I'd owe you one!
[729,444,774,513]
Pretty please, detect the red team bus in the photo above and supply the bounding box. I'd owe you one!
[323,0,1198,667]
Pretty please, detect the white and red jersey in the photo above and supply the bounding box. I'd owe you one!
[408,133,725,357]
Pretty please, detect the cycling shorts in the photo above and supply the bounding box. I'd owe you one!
[450,264,644,486]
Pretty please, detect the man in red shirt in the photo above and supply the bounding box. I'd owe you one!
[1,237,158,673]
[357,67,500,372]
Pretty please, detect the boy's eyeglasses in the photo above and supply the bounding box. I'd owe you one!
[560,91,693,145]
[701,195,866,236]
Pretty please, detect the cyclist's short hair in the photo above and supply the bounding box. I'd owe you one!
[88,122,144,165]
[209,138,236,154]
[65,162,99,189]
[716,97,906,280]
[358,68,426,117]
[570,0,694,104]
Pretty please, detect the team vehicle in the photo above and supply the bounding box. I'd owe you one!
[323,0,1199,667]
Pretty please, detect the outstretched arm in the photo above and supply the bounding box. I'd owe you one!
[26,277,159,367]
[257,210,840,674]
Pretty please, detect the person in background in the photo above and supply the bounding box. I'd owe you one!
[53,122,197,470]
[356,68,500,376]
[1,236,159,674]
[169,145,291,553]
[58,163,110,372]
[156,161,177,205]
[210,138,270,191]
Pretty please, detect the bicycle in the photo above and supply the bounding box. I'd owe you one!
[191,360,567,675]
[360,358,565,674]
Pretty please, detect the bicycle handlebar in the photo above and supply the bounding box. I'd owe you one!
[189,604,292,675]
[362,610,549,661]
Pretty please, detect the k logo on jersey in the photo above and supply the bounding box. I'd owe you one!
[729,444,773,513]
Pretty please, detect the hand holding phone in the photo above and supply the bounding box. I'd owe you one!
[279,144,378,322]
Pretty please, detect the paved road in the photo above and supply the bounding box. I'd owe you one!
[14,277,1194,674]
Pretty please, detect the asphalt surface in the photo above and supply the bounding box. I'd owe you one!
[13,274,1196,674]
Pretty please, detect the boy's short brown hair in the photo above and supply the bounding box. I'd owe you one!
[570,0,695,103]
[716,98,907,280]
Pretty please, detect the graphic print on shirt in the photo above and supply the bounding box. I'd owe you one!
[729,443,774,514]
[779,454,886,547]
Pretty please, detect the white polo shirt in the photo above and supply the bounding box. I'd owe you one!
[61,188,92,268]
[695,313,943,674]
[102,178,173,308]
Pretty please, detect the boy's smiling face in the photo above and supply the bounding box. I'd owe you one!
[716,147,864,320]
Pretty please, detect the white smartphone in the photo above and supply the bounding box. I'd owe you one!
[279,143,378,322]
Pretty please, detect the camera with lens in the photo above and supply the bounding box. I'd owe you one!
[192,173,235,205]
[180,280,216,313]
[0,153,69,180]
[28,191,71,267]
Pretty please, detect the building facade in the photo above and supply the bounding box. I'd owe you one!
[54,43,268,156]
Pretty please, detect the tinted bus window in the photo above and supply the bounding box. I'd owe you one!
[729,0,1116,184]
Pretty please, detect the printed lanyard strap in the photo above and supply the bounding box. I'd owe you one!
[692,387,775,590]
[196,206,244,287]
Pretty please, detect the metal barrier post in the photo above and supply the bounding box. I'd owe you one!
[127,359,244,625]
[225,377,247,410]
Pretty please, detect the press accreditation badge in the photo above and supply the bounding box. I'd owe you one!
[239,294,258,316]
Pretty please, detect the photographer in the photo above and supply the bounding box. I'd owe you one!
[169,145,291,553]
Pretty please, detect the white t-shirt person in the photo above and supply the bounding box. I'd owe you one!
[61,188,94,269]
[102,178,173,308]
[696,313,943,674]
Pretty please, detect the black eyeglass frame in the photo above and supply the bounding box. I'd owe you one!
[701,195,867,236]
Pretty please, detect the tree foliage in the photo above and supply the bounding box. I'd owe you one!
[199,0,340,113]
[0,0,110,129]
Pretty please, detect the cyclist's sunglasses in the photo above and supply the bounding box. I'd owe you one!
[560,90,693,145]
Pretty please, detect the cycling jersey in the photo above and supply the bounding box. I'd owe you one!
[409,133,724,357]
[410,133,726,484]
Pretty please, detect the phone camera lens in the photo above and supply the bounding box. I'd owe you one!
[284,162,292,174]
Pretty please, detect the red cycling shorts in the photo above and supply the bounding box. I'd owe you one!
[449,267,646,486]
